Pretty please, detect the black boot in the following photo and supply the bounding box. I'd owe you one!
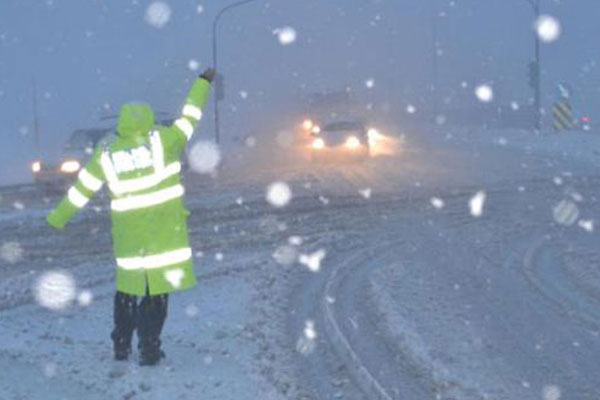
[111,291,137,361]
[137,292,168,366]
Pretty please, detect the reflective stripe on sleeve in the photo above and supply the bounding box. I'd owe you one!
[116,247,192,270]
[111,184,184,212]
[78,169,103,192]
[68,187,90,208]
[174,118,194,140]
[182,104,203,121]
[149,130,165,171]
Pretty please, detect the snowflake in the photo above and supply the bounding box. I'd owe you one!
[188,141,221,174]
[274,27,297,45]
[296,320,317,354]
[266,182,292,208]
[553,200,579,226]
[239,90,248,99]
[215,252,224,261]
[188,59,200,71]
[578,219,594,232]
[535,15,561,43]
[299,249,326,272]
[430,197,445,210]
[34,270,76,311]
[1,241,24,264]
[145,2,172,29]
[196,4,204,14]
[359,188,372,199]
[365,78,375,89]
[469,191,486,217]
[542,385,561,400]
[406,104,417,114]
[273,245,298,266]
[77,290,93,307]
[185,304,199,317]
[474,84,494,103]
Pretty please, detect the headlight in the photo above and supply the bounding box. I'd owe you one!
[345,136,361,149]
[31,161,42,173]
[312,138,325,149]
[60,160,81,173]
[303,119,314,131]
[367,128,384,146]
[312,125,321,134]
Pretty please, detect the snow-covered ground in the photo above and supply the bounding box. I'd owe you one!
[1,125,600,399]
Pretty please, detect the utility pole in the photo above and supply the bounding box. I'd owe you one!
[432,11,440,122]
[32,79,40,156]
[212,0,260,144]
[525,0,542,131]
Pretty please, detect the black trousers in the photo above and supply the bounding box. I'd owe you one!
[111,287,169,356]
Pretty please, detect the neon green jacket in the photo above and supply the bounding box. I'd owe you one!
[47,77,212,295]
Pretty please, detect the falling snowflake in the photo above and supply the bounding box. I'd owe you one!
[299,249,326,272]
[266,182,292,208]
[245,136,257,148]
[185,304,199,317]
[165,269,185,288]
[553,200,579,226]
[359,188,372,199]
[406,104,417,114]
[296,320,317,354]
[13,201,25,210]
[43,362,58,378]
[510,101,520,111]
[435,114,447,125]
[274,27,297,45]
[553,176,563,186]
[542,385,561,400]
[474,84,494,103]
[188,141,221,174]
[430,197,445,210]
[215,252,224,261]
[365,78,375,89]
[188,59,200,71]
[239,90,248,99]
[469,191,486,217]
[77,290,93,307]
[1,241,24,264]
[272,245,298,266]
[196,4,204,14]
[145,2,172,29]
[288,236,303,246]
[535,15,561,43]
[578,219,594,232]
[34,270,77,311]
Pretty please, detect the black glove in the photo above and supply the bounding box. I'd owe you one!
[200,68,216,83]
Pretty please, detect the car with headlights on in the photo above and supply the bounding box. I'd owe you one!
[31,128,112,191]
[310,121,370,162]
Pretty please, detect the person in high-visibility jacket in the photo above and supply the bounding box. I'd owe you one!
[47,68,215,366]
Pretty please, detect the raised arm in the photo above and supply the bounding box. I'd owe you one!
[168,68,214,152]
[47,147,106,229]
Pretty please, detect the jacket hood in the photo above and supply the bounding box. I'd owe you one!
[117,103,155,138]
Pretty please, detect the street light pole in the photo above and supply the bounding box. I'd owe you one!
[526,0,542,131]
[212,0,260,144]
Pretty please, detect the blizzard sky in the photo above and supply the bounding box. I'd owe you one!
[0,0,598,185]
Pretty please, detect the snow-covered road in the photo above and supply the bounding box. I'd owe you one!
[1,127,600,399]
